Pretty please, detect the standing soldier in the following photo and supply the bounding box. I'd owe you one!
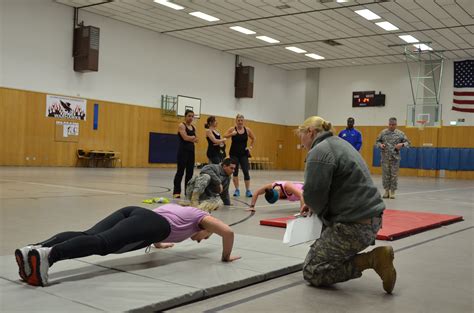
[375,117,410,199]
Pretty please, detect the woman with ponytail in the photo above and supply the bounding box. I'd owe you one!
[296,116,396,294]
[15,203,240,287]
[205,116,227,164]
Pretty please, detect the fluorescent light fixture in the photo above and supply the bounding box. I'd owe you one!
[285,46,307,53]
[256,36,280,43]
[375,21,399,31]
[189,11,220,22]
[413,43,433,51]
[399,35,419,43]
[336,0,349,2]
[229,26,256,35]
[450,121,457,125]
[154,0,184,10]
[354,9,380,20]
[305,53,325,60]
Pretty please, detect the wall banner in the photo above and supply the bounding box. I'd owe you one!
[46,95,87,120]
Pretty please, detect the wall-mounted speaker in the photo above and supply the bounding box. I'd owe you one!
[73,26,100,72]
[235,66,254,98]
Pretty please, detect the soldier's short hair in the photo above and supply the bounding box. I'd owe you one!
[389,117,397,123]
[222,158,237,167]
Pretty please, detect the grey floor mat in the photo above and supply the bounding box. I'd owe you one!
[0,234,309,312]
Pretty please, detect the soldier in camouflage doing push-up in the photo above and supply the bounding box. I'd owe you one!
[184,158,236,212]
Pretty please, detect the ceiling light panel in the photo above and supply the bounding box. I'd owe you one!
[413,43,433,51]
[375,21,399,31]
[229,26,256,35]
[305,53,325,60]
[189,11,220,22]
[399,35,419,43]
[354,9,381,21]
[285,46,307,53]
[256,36,280,43]
[153,0,184,10]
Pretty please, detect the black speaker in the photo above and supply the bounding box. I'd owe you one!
[73,26,100,72]
[235,66,254,98]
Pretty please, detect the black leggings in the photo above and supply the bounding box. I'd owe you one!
[38,206,171,265]
[173,148,195,194]
[208,154,222,165]
[231,154,250,180]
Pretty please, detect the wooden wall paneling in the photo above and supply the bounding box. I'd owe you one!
[1,87,472,177]
[1,89,27,165]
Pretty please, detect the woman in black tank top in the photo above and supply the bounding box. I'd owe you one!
[173,109,198,197]
[224,114,256,198]
[205,116,227,164]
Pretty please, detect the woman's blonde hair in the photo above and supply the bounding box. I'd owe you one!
[296,116,335,135]
[235,114,245,120]
[177,200,221,213]
[197,201,221,213]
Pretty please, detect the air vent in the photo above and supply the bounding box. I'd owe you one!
[276,4,291,9]
[323,39,342,46]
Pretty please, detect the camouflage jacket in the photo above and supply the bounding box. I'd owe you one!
[375,129,410,160]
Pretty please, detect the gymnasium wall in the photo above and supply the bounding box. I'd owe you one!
[0,87,304,170]
[0,0,305,126]
[1,87,472,179]
[318,61,474,126]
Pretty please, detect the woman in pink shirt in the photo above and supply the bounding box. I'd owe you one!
[248,181,305,212]
[15,204,239,287]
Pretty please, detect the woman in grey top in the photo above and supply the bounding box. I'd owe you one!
[297,116,396,294]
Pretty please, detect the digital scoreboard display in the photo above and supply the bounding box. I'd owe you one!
[353,91,385,107]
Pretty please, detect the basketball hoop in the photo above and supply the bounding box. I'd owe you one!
[416,120,427,130]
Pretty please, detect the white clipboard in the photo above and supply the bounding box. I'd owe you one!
[283,214,323,246]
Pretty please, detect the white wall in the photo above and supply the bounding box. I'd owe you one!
[318,61,474,126]
[0,0,304,125]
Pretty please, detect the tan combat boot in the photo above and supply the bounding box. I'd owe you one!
[353,246,397,294]
[390,190,395,199]
[382,190,390,198]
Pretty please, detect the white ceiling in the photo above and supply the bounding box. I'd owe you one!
[55,0,474,70]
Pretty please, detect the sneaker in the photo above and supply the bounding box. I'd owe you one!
[233,189,240,197]
[27,247,52,287]
[14,245,41,281]
[245,190,253,197]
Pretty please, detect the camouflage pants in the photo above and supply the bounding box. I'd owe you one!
[185,174,223,207]
[381,157,400,191]
[302,218,381,287]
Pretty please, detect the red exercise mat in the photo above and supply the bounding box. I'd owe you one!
[260,209,463,241]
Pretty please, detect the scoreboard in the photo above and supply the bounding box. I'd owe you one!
[352,91,385,107]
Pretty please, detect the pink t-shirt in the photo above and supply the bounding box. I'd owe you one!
[153,204,209,243]
[272,181,304,202]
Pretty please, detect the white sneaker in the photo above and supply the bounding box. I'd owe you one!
[14,245,41,281]
[27,247,51,287]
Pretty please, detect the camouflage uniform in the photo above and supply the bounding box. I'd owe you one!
[303,218,381,286]
[302,131,386,287]
[185,174,223,208]
[185,164,231,208]
[375,129,410,191]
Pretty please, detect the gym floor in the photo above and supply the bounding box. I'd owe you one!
[0,167,472,312]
